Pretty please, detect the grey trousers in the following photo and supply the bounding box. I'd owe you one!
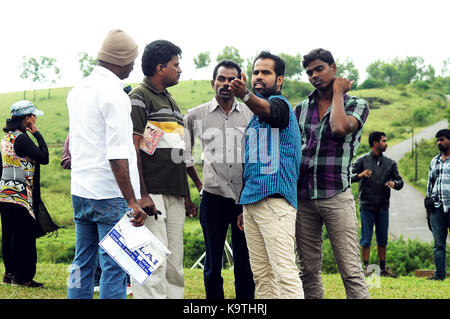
[295,188,370,299]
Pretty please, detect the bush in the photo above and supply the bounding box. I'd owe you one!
[412,106,430,124]
[183,226,206,268]
[411,80,431,91]
[283,80,314,104]
[359,78,387,89]
[319,235,445,276]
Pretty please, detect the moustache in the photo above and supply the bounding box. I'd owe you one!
[253,81,266,89]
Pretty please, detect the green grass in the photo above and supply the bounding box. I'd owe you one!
[1,263,448,299]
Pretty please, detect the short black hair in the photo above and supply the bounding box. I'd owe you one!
[436,129,450,139]
[212,60,242,80]
[141,40,182,77]
[302,48,336,69]
[253,51,285,77]
[368,131,386,147]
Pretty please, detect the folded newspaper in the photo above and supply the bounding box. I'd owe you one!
[100,214,171,285]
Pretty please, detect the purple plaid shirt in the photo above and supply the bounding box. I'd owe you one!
[295,90,369,200]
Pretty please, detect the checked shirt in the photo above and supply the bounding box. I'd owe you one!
[427,154,450,213]
[295,90,369,200]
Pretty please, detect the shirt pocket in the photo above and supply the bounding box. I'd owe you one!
[232,127,245,164]
[203,164,219,187]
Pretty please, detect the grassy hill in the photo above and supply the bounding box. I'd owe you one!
[0,80,448,267]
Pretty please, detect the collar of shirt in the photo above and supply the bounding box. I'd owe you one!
[208,97,242,114]
[92,65,125,89]
[307,89,350,105]
[142,77,172,97]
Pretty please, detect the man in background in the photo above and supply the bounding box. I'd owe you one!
[425,128,450,281]
[351,131,404,278]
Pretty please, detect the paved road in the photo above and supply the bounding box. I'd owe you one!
[386,119,448,242]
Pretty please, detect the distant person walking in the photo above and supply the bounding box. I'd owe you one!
[294,48,370,299]
[0,100,49,288]
[66,29,146,299]
[425,128,450,281]
[129,40,197,299]
[351,131,404,278]
[184,60,255,299]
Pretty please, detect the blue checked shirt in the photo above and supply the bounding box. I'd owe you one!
[240,95,301,209]
[427,154,450,213]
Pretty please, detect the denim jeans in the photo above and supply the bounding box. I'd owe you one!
[430,206,450,279]
[67,195,127,299]
[200,191,255,299]
[359,208,389,247]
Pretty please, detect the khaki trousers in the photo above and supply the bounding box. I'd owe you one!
[295,188,370,299]
[243,197,304,299]
[131,194,185,299]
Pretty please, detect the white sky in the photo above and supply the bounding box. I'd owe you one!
[1,0,449,94]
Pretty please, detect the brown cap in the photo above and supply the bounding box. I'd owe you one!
[97,29,138,66]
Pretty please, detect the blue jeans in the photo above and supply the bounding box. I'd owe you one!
[67,195,127,299]
[430,206,450,279]
[360,208,389,247]
[199,191,255,299]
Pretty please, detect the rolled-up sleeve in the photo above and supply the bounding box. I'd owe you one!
[183,110,196,168]
[345,97,369,129]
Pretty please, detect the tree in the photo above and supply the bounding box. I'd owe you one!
[336,57,359,87]
[40,56,61,99]
[20,56,45,101]
[279,53,303,80]
[442,58,450,77]
[193,51,211,69]
[20,56,61,100]
[216,46,244,66]
[366,56,433,86]
[78,52,97,77]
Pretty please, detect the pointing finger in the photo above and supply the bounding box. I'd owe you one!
[241,72,246,83]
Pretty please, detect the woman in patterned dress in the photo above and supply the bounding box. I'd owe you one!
[0,100,48,288]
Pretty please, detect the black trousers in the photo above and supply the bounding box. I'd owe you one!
[199,191,255,299]
[0,202,38,283]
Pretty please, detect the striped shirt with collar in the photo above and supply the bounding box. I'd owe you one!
[295,90,369,200]
[427,153,450,213]
[129,78,187,197]
[183,97,253,203]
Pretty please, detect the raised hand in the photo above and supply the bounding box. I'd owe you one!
[229,72,248,99]
[333,78,354,94]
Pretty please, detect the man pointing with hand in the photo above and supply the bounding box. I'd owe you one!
[229,51,304,299]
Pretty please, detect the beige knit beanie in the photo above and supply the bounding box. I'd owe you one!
[97,29,138,66]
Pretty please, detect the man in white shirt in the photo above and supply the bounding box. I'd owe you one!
[66,29,147,299]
